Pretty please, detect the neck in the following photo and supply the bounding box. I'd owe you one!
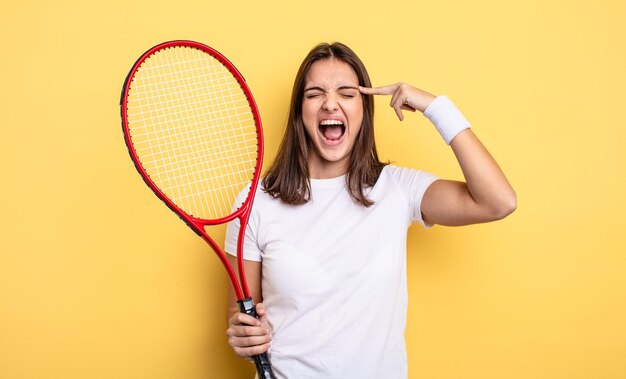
[308,156,349,179]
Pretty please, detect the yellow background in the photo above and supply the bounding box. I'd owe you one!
[1,0,625,378]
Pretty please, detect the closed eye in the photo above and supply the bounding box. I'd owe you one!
[305,92,324,99]
[303,86,359,99]
[339,90,358,98]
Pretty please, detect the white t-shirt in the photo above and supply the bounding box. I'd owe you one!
[225,165,438,379]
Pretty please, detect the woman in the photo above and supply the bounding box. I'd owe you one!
[225,42,516,378]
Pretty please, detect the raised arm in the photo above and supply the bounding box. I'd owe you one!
[360,83,516,226]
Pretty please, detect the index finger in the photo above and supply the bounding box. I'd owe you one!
[359,84,398,96]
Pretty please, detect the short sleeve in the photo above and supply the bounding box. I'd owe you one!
[224,187,263,262]
[386,165,439,228]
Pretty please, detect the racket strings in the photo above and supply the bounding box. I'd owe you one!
[133,134,258,175]
[126,46,258,220]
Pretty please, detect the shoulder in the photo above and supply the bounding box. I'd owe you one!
[229,182,281,219]
[376,165,439,206]
[252,181,292,212]
[379,164,438,186]
[379,165,439,226]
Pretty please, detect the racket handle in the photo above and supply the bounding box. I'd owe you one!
[237,297,277,379]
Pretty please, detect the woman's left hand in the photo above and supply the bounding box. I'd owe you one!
[359,83,436,120]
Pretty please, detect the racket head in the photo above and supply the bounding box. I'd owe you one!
[120,40,263,230]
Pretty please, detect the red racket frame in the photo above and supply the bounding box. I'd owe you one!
[120,40,264,301]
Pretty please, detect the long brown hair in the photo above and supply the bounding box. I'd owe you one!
[263,42,386,207]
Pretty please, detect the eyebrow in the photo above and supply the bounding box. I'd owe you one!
[304,85,359,92]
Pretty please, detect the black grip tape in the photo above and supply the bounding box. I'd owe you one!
[237,297,277,379]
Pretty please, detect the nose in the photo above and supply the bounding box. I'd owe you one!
[322,93,339,111]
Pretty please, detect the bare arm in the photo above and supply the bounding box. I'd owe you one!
[360,83,516,226]
[422,129,516,226]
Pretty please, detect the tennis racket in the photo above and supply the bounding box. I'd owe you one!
[120,40,275,379]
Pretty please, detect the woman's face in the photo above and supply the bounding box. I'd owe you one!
[301,58,363,178]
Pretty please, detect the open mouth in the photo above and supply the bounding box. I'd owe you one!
[319,119,345,141]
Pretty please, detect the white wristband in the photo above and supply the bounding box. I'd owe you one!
[423,96,471,144]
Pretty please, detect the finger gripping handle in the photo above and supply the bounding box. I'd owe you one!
[237,297,277,379]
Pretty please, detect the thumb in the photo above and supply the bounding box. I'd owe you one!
[255,302,267,317]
